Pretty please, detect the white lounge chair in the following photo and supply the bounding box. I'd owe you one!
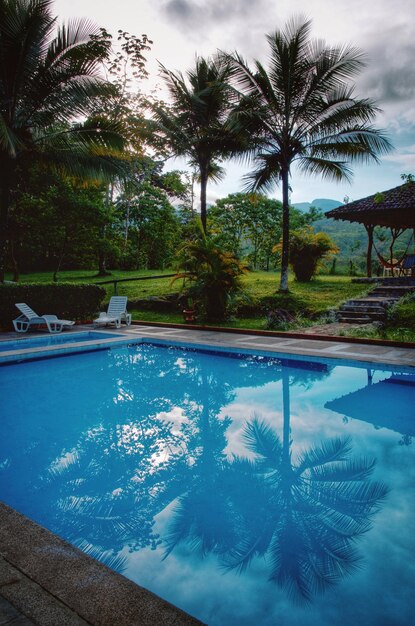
[13,303,75,334]
[93,296,131,329]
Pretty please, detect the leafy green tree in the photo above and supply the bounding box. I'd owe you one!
[83,29,154,275]
[0,0,125,280]
[226,17,392,291]
[208,192,316,270]
[153,56,243,234]
[112,158,187,270]
[213,193,284,269]
[11,167,111,277]
[115,181,181,270]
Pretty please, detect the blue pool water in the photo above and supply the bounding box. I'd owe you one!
[0,342,414,625]
[0,331,121,352]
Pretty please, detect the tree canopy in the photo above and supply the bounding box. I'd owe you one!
[0,0,125,278]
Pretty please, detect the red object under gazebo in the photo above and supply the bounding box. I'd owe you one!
[325,181,415,277]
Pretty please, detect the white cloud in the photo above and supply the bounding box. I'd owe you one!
[54,0,415,200]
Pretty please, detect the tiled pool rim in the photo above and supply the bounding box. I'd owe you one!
[1,323,415,368]
[1,324,415,624]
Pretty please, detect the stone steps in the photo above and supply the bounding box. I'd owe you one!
[371,286,415,298]
[336,283,415,324]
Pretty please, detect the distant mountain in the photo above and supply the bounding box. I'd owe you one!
[293,198,342,212]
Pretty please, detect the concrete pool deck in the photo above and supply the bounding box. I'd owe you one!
[1,323,415,624]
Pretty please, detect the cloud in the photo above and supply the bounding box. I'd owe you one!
[158,0,277,56]
[358,23,415,107]
[383,145,415,169]
[162,0,269,26]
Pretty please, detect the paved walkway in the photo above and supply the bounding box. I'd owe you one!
[122,324,415,367]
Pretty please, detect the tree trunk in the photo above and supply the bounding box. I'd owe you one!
[97,226,109,276]
[10,240,19,282]
[97,183,114,276]
[53,229,68,282]
[0,159,13,282]
[279,169,290,292]
[365,225,374,278]
[282,369,291,466]
[200,164,208,234]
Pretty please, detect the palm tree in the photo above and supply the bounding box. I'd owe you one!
[154,56,242,233]
[224,415,388,602]
[0,0,125,280]
[161,365,388,603]
[225,17,392,291]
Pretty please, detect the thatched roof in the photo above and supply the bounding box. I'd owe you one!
[325,182,415,228]
[325,374,415,437]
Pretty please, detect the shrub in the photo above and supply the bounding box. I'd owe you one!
[173,231,248,322]
[0,283,106,329]
[275,227,338,282]
[386,293,415,329]
[265,309,295,330]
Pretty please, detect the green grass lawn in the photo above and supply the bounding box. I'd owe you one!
[6,269,180,301]
[8,269,369,327]
[243,274,367,314]
[9,269,367,312]
[9,269,414,341]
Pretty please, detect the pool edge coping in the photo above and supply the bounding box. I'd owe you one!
[1,325,415,368]
[0,502,203,625]
[131,320,415,350]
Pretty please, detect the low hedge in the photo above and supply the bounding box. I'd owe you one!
[0,283,106,329]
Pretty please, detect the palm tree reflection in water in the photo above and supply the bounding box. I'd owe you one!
[165,369,389,603]
[30,347,388,601]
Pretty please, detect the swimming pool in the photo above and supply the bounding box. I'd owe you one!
[0,341,414,625]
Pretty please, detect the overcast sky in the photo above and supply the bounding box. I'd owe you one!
[55,0,415,205]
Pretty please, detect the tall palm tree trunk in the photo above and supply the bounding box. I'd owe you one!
[200,164,208,234]
[281,368,291,468]
[279,169,290,292]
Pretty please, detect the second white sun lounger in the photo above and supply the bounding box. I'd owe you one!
[93,296,131,329]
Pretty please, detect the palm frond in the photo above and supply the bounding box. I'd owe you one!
[243,151,283,192]
[242,417,283,466]
[296,156,353,182]
[221,530,270,574]
[296,437,352,473]
[307,457,376,482]
[75,540,127,573]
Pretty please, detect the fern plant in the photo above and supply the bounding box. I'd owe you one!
[173,228,248,321]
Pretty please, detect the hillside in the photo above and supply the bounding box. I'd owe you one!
[293,198,342,212]
[292,198,413,274]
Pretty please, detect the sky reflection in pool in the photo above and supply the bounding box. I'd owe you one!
[0,343,414,625]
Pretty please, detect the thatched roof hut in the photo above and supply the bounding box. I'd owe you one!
[325,181,415,276]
